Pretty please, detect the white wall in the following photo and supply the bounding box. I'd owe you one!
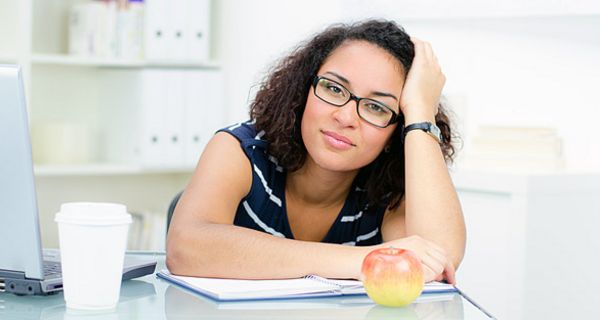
[210,0,600,172]
[401,17,600,171]
[211,0,342,124]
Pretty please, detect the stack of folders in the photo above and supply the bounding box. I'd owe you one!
[136,69,226,169]
[157,270,458,302]
[128,211,167,251]
[69,0,210,62]
[145,0,211,62]
[464,125,564,173]
[69,1,145,59]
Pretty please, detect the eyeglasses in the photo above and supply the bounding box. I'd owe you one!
[311,76,400,128]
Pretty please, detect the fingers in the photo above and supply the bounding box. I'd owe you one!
[411,38,444,85]
[426,243,456,284]
[405,235,455,284]
[410,37,436,64]
[445,259,457,285]
[423,265,439,283]
[429,250,456,284]
[420,252,446,279]
[385,236,455,284]
[419,249,456,284]
[422,42,434,62]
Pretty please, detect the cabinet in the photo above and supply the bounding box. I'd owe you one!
[452,170,600,319]
[1,0,222,250]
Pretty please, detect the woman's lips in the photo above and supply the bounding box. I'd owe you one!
[322,130,355,150]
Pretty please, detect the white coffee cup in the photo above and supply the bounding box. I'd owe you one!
[55,202,132,310]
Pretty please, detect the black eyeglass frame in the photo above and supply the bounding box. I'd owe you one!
[311,76,400,128]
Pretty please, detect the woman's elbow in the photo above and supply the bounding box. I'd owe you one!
[166,228,190,275]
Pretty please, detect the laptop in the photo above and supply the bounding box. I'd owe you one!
[0,65,156,295]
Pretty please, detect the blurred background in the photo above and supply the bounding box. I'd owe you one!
[1,0,599,318]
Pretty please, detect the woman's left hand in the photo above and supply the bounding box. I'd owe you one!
[399,37,445,124]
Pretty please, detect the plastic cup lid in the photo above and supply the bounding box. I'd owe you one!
[55,202,132,225]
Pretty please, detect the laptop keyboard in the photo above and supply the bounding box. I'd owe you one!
[43,261,62,277]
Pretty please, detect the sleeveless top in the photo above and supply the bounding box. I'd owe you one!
[217,121,385,246]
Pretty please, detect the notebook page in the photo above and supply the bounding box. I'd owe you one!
[306,275,456,294]
[169,273,340,299]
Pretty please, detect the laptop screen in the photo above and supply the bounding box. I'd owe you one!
[0,65,45,280]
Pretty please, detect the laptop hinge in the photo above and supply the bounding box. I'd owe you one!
[0,269,45,295]
[0,269,26,279]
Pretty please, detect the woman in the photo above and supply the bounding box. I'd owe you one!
[167,20,466,284]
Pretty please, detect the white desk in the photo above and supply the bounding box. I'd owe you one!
[0,252,495,319]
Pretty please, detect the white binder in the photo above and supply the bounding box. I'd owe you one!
[145,0,211,62]
[185,0,211,62]
[139,69,168,167]
[166,0,188,61]
[183,69,225,167]
[144,0,168,61]
[164,70,186,167]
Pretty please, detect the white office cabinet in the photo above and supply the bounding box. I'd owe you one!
[3,0,221,250]
[453,170,600,320]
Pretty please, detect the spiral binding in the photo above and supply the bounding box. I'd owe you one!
[304,275,344,289]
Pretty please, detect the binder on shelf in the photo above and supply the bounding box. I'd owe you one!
[185,0,211,62]
[139,69,168,167]
[144,0,169,61]
[116,0,145,59]
[183,70,225,167]
[144,0,211,62]
[164,70,186,167]
[68,1,117,57]
[138,69,224,169]
[166,0,188,61]
[128,211,167,251]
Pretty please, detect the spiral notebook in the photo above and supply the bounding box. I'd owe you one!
[156,270,457,302]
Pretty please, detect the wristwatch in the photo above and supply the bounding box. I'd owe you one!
[402,122,443,144]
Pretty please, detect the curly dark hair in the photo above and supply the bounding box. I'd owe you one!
[250,20,457,210]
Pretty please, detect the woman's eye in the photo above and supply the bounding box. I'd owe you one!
[367,103,385,113]
[327,85,344,95]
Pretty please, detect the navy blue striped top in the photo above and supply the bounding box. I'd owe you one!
[217,121,385,246]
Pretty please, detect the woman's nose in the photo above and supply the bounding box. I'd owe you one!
[332,100,360,127]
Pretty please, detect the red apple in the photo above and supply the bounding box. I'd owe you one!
[361,247,424,307]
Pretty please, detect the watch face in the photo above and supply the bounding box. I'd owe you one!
[431,124,441,137]
[429,124,442,143]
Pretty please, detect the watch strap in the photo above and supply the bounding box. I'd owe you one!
[402,122,442,143]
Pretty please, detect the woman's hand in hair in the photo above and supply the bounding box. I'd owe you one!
[400,37,445,124]
[375,235,456,284]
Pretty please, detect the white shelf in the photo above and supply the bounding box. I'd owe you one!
[34,164,194,177]
[451,168,600,195]
[31,53,220,69]
[0,54,17,64]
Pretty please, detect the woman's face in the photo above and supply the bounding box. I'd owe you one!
[301,40,405,172]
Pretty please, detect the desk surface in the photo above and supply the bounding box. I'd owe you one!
[0,253,495,319]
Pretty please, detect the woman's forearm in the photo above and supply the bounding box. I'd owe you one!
[403,128,466,268]
[167,222,368,280]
